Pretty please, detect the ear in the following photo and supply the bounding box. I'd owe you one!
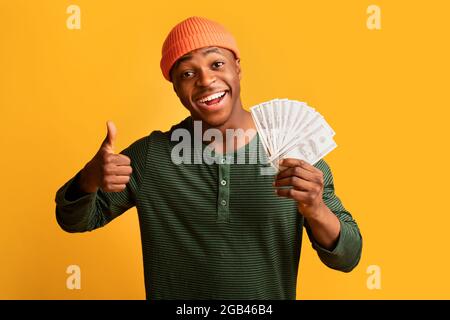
[235,58,242,80]
[172,83,179,97]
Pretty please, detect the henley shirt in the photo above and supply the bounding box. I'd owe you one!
[55,116,362,299]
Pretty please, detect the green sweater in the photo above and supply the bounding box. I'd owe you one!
[55,117,362,299]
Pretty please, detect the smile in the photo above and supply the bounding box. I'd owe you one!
[195,91,228,110]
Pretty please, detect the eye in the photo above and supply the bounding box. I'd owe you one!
[181,71,194,79]
[212,61,225,68]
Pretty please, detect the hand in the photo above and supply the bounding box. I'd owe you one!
[273,158,325,219]
[79,121,132,193]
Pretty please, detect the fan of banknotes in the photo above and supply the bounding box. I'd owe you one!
[250,98,337,171]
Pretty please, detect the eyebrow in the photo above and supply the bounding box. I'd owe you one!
[174,47,222,67]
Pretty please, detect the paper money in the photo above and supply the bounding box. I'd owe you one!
[250,98,337,171]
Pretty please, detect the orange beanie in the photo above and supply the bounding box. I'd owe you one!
[160,16,240,82]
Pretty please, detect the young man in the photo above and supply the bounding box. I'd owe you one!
[55,16,362,299]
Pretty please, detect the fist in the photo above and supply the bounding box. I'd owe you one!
[273,158,325,218]
[80,121,132,193]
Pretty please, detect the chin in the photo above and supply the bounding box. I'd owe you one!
[198,111,231,128]
[191,104,234,129]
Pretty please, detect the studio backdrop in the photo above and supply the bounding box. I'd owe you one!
[1,0,449,299]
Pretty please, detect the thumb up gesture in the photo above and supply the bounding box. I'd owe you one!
[79,121,133,193]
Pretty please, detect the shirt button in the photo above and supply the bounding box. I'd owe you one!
[221,180,227,186]
[221,200,227,206]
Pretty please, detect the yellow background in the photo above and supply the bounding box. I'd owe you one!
[1,0,449,299]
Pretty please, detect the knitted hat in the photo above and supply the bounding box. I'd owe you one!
[160,16,240,82]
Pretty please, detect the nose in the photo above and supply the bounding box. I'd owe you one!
[196,68,216,87]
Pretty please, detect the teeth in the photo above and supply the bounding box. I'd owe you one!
[198,91,225,103]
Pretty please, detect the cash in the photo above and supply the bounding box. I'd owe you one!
[250,98,337,171]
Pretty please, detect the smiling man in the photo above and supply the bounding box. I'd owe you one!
[55,16,362,299]
[170,46,242,128]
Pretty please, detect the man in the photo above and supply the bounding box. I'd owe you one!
[55,16,362,299]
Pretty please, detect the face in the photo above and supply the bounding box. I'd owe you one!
[170,46,242,129]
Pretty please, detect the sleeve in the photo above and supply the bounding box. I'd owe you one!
[303,159,363,272]
[54,135,149,233]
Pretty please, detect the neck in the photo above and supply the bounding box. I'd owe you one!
[219,108,255,132]
[200,105,257,154]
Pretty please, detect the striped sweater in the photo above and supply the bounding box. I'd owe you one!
[55,116,362,299]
